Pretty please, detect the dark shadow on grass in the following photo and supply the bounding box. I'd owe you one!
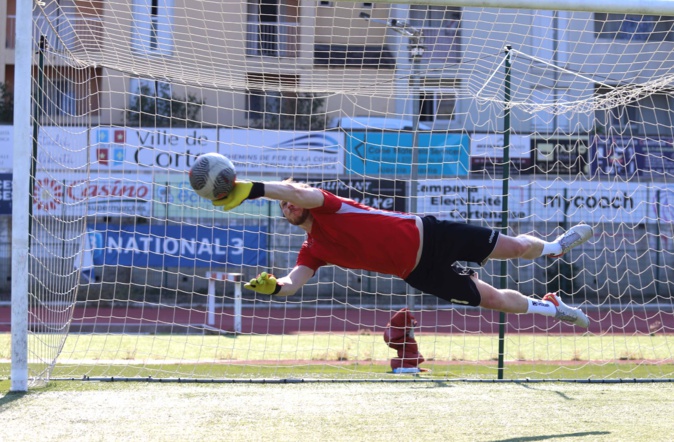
[516,382,573,400]
[0,391,27,409]
[492,431,611,442]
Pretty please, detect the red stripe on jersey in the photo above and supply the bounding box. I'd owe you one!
[296,190,420,279]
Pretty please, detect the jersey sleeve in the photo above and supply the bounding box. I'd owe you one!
[295,240,326,273]
[311,189,342,214]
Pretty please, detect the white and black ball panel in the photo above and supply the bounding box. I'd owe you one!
[188,156,210,192]
[188,153,236,201]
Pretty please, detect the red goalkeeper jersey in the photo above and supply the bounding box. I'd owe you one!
[295,190,420,279]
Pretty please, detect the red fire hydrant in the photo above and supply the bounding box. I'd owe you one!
[383,308,425,373]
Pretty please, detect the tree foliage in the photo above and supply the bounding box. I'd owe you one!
[126,83,205,128]
[0,82,13,124]
[249,92,327,130]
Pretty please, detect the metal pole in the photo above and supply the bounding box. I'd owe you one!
[497,45,513,380]
[407,31,424,313]
[30,37,46,244]
[359,12,425,313]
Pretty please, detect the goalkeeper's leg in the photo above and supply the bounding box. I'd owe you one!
[473,275,589,328]
[488,223,593,261]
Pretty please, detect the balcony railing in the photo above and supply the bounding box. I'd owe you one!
[246,22,299,58]
[6,14,104,52]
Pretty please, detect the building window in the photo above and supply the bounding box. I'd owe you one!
[131,0,175,55]
[42,79,76,116]
[418,79,459,122]
[246,0,299,57]
[594,14,674,41]
[247,73,298,129]
[419,91,456,122]
[410,5,461,64]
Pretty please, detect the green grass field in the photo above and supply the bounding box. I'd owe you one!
[2,333,673,440]
[2,379,674,441]
[1,333,672,381]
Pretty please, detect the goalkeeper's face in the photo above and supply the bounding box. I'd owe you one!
[280,201,310,226]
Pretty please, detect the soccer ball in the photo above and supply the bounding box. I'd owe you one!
[189,153,236,201]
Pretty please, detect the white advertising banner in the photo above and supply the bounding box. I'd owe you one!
[470,134,531,159]
[417,179,650,224]
[530,181,649,224]
[0,126,89,171]
[88,127,217,172]
[153,173,278,219]
[38,127,89,170]
[217,129,344,175]
[416,179,529,223]
[650,185,674,224]
[0,126,11,170]
[33,172,153,216]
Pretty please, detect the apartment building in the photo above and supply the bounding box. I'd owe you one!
[2,1,674,136]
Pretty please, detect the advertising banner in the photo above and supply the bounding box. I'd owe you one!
[416,179,528,223]
[32,172,153,216]
[650,186,674,224]
[469,134,532,173]
[0,126,11,170]
[0,126,89,171]
[88,224,267,267]
[344,132,469,177]
[0,173,11,214]
[38,127,89,170]
[89,127,217,172]
[590,135,674,177]
[218,129,344,175]
[301,178,407,212]
[529,181,649,224]
[153,172,275,219]
[531,137,589,175]
[416,179,650,224]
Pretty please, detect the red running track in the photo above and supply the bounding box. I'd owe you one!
[0,305,672,334]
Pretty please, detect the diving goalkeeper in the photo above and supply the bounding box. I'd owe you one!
[214,179,592,328]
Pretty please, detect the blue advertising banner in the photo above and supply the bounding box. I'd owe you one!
[590,135,674,177]
[0,174,11,215]
[89,224,267,267]
[344,132,470,177]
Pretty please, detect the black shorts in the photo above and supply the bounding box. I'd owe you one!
[404,216,499,307]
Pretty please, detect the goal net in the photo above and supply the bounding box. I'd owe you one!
[9,0,674,386]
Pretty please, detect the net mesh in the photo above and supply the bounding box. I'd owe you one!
[8,0,674,384]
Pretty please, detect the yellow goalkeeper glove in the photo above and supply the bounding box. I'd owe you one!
[212,181,265,211]
[244,272,283,295]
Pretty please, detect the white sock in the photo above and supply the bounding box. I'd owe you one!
[541,241,562,256]
[526,298,557,316]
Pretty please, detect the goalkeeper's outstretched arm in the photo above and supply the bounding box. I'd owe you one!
[245,265,314,297]
[213,180,324,211]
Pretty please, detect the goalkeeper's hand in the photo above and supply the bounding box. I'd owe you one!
[212,181,254,211]
[244,272,283,295]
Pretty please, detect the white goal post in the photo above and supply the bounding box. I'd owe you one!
[10,0,674,390]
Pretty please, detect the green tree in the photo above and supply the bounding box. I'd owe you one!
[249,92,327,130]
[0,82,13,124]
[126,83,205,128]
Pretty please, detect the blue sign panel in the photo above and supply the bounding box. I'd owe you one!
[89,224,267,268]
[0,174,11,215]
[344,132,470,177]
